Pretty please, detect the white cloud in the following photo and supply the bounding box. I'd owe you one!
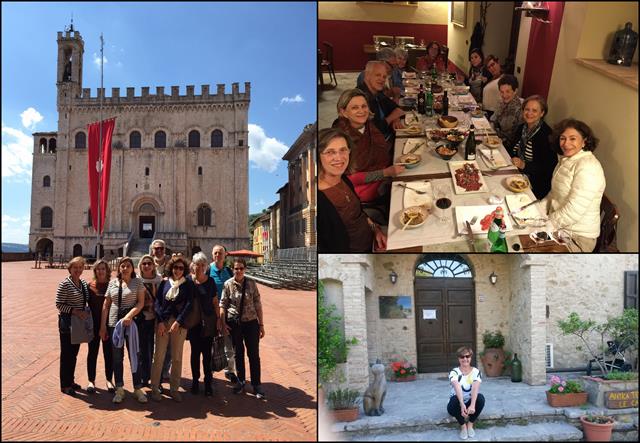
[1,214,31,244]
[2,124,33,180]
[248,124,288,173]
[93,52,108,68]
[20,107,43,130]
[280,94,305,105]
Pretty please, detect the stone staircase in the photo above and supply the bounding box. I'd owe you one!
[323,375,638,442]
[126,237,153,266]
[245,260,317,290]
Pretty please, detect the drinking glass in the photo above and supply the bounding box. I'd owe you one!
[433,184,452,224]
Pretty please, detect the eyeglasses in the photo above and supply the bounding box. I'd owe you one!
[320,148,350,158]
[173,266,185,271]
[459,355,472,359]
[233,267,245,271]
[153,247,164,250]
[141,262,153,266]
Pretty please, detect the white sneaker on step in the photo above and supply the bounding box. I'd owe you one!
[467,426,475,438]
[459,426,468,440]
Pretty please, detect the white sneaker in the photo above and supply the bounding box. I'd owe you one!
[459,426,468,440]
[467,426,475,438]
[134,388,148,403]
[112,387,125,403]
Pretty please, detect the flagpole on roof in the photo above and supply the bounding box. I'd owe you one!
[97,32,104,259]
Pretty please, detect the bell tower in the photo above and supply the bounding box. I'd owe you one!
[56,22,84,109]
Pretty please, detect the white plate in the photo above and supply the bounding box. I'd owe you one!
[399,205,428,229]
[396,126,424,137]
[401,181,432,208]
[448,161,489,194]
[455,205,513,235]
[402,138,425,154]
[478,148,507,167]
[505,194,545,226]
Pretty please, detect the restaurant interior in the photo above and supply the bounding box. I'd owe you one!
[318,1,638,253]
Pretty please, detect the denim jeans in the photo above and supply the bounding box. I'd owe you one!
[108,326,142,389]
[137,318,155,385]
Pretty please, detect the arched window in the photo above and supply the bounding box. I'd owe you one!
[75,132,86,149]
[41,206,53,228]
[39,138,47,152]
[73,244,82,257]
[197,204,211,226]
[211,130,223,147]
[154,131,166,148]
[49,138,56,152]
[415,254,472,278]
[43,175,51,187]
[145,167,149,176]
[130,131,141,148]
[198,166,202,176]
[188,130,200,148]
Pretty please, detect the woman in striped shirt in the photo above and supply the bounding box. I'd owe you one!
[507,95,558,199]
[56,256,90,396]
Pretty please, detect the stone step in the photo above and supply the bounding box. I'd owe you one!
[349,421,583,441]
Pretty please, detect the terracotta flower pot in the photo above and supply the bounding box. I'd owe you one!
[330,407,359,422]
[395,375,416,382]
[546,391,588,407]
[580,416,614,442]
[481,348,505,377]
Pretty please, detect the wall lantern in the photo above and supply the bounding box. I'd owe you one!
[389,270,398,285]
[489,271,498,285]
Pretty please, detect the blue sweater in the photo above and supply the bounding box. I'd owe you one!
[154,279,195,326]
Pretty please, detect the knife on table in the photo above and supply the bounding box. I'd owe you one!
[509,199,540,215]
[408,142,425,154]
[464,221,476,252]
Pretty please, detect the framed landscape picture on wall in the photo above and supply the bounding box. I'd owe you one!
[451,1,466,28]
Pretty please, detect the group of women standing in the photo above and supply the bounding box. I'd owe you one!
[56,249,266,404]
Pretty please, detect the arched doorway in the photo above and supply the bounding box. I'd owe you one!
[35,238,54,258]
[73,244,83,257]
[138,202,156,239]
[414,254,475,373]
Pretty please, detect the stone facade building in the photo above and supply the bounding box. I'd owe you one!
[29,27,250,258]
[319,254,638,391]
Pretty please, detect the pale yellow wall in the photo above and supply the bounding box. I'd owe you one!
[448,2,480,71]
[577,2,639,63]
[482,1,514,65]
[319,1,448,24]
[547,2,639,251]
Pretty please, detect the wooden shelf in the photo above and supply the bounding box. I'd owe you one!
[574,58,638,90]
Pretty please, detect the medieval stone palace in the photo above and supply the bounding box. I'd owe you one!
[29,26,250,259]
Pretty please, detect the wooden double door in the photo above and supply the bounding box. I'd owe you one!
[415,277,476,372]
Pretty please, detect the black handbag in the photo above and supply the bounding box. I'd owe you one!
[225,278,246,327]
[211,334,228,372]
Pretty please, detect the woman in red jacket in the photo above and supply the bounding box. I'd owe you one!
[332,88,404,224]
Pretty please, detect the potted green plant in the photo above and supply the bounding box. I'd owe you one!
[480,330,506,377]
[390,358,417,382]
[580,414,615,442]
[545,375,588,407]
[327,388,361,422]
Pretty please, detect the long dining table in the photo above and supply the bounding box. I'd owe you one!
[384,74,569,252]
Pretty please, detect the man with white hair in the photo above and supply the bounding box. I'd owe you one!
[357,60,405,141]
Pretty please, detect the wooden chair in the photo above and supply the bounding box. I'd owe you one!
[595,194,620,252]
[319,41,337,88]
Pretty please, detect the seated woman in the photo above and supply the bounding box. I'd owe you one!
[541,119,605,252]
[507,95,557,199]
[332,89,405,224]
[416,41,446,73]
[394,47,410,74]
[491,74,522,148]
[317,128,387,253]
[465,48,491,104]
[447,346,485,441]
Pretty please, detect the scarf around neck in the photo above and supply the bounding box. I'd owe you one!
[165,277,186,301]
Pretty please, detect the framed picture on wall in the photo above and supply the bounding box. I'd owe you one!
[451,1,466,28]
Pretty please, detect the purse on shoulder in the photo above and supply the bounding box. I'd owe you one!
[70,283,94,344]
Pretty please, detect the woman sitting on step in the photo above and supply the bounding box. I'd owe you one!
[447,346,485,440]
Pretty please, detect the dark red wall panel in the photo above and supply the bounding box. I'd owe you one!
[521,2,565,99]
[319,19,448,71]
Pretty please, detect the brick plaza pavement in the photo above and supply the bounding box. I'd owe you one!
[1,261,317,441]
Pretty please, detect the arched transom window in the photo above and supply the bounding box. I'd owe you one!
[416,254,472,278]
[197,204,211,226]
[211,129,223,147]
[75,132,86,149]
[188,130,200,148]
[130,131,141,148]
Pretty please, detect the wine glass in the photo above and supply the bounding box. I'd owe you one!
[433,184,452,224]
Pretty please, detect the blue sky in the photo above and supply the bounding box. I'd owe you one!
[1,1,316,244]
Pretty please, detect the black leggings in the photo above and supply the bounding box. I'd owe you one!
[87,333,113,383]
[447,393,485,425]
[189,333,213,384]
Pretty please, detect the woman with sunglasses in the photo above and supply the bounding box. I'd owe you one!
[447,346,485,440]
[220,258,265,399]
[137,254,162,388]
[150,254,195,402]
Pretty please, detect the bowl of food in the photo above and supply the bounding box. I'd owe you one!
[437,115,458,128]
[435,142,458,160]
[452,85,470,95]
[400,205,428,228]
[445,130,466,149]
[403,125,422,135]
[397,153,421,169]
[429,129,448,142]
[430,83,443,94]
[505,176,530,193]
[471,108,484,118]
[484,135,502,149]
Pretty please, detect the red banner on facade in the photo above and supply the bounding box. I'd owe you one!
[87,118,116,234]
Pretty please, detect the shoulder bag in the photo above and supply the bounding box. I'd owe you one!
[181,281,202,330]
[70,282,94,344]
[118,280,144,325]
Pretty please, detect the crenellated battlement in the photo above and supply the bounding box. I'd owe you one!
[76,82,250,105]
